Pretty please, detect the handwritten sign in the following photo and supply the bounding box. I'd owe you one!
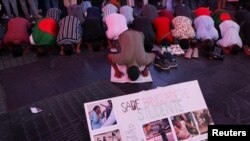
[84,80,213,141]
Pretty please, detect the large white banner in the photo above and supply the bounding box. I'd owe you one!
[84,80,213,141]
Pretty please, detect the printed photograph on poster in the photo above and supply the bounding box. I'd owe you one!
[93,129,121,141]
[142,118,175,141]
[193,109,214,134]
[171,112,199,141]
[86,100,117,130]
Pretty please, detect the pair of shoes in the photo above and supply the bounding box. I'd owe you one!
[160,51,176,62]
[169,44,185,56]
[184,47,199,58]
[154,58,170,70]
[208,46,224,60]
[165,59,178,68]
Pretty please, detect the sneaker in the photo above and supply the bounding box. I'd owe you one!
[184,48,193,59]
[170,44,185,56]
[164,59,178,68]
[161,52,176,62]
[192,47,199,58]
[208,46,224,60]
[154,58,170,70]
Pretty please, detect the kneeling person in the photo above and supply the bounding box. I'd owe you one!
[30,17,59,56]
[108,30,155,81]
[57,16,82,55]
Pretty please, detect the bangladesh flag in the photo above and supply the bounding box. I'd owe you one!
[31,18,59,46]
[212,9,232,27]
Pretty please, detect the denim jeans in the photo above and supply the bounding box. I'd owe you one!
[45,0,58,10]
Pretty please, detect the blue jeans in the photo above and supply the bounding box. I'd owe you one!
[45,0,58,10]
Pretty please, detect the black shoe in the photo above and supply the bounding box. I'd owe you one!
[161,52,176,62]
[154,58,170,70]
[164,59,178,68]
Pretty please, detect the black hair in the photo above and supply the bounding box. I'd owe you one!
[12,44,23,57]
[93,105,100,111]
[36,45,48,56]
[203,39,213,51]
[63,44,74,56]
[92,40,101,51]
[179,39,189,49]
[230,44,241,55]
[127,66,140,81]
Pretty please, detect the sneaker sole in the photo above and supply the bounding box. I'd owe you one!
[154,63,170,70]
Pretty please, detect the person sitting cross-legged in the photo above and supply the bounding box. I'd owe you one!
[108,30,155,81]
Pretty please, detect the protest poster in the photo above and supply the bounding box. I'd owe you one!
[84,80,213,141]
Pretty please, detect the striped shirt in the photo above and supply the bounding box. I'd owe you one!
[46,8,62,22]
[119,5,134,24]
[57,16,82,45]
[102,3,118,21]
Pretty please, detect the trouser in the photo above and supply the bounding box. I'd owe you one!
[2,0,19,17]
[19,0,39,18]
[45,0,58,10]
[184,0,197,10]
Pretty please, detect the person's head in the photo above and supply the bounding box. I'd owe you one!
[11,44,23,57]
[230,44,241,55]
[63,44,74,56]
[36,45,49,56]
[112,131,116,136]
[108,100,112,107]
[92,40,101,51]
[93,105,101,114]
[127,66,140,81]
[179,39,189,49]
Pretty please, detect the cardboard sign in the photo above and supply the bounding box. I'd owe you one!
[84,80,213,141]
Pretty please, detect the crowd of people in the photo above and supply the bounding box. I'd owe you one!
[0,0,250,82]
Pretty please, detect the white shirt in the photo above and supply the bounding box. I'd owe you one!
[119,5,134,24]
[106,13,128,40]
[217,20,242,48]
[194,15,219,41]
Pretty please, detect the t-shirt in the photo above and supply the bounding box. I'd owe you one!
[172,16,195,39]
[3,17,30,45]
[175,5,193,20]
[119,5,134,24]
[83,18,105,42]
[142,4,158,21]
[57,16,82,45]
[133,17,156,52]
[194,15,219,41]
[217,20,242,48]
[105,13,128,40]
[102,3,118,21]
[46,8,62,22]
[110,30,155,67]
[153,17,173,43]
[86,7,102,20]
